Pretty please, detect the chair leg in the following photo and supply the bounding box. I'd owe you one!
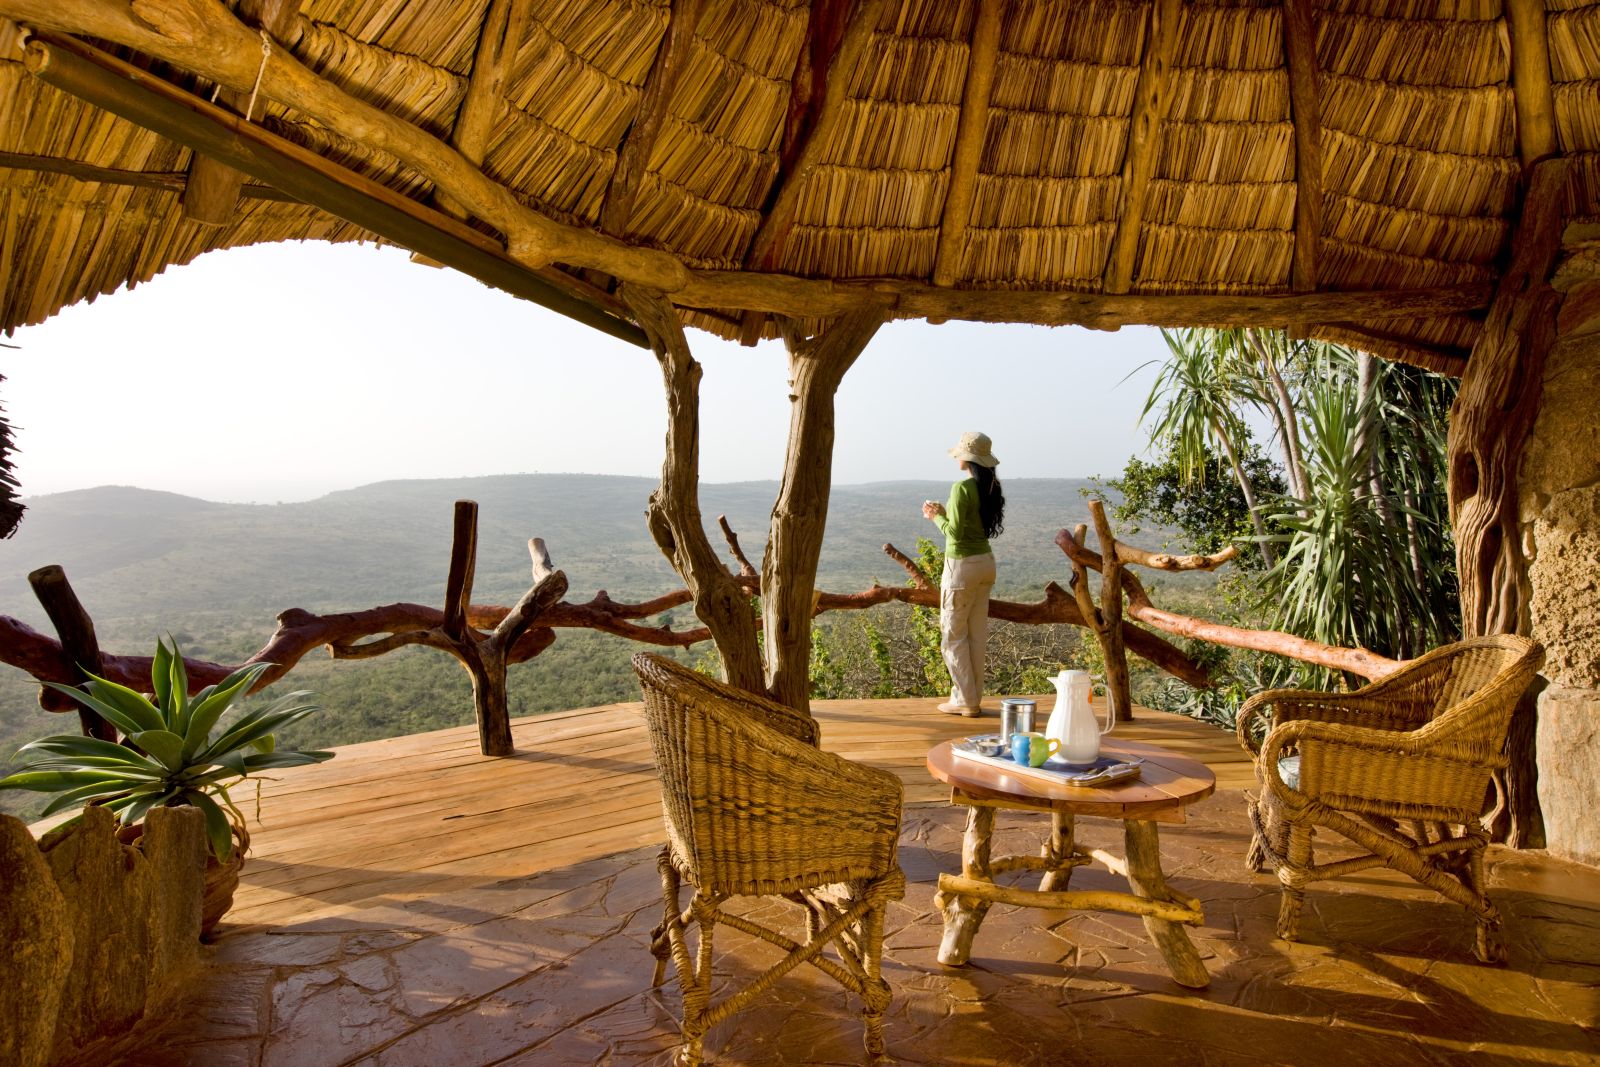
[1276,824,1314,943]
[1465,841,1507,965]
[652,851,680,988]
[857,898,892,1065]
[673,895,717,1067]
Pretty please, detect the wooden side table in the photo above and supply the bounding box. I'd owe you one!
[926,737,1216,988]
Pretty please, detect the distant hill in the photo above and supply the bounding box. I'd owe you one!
[0,474,1143,633]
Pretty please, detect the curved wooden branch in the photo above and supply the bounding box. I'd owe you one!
[718,516,758,579]
[1062,531,1401,684]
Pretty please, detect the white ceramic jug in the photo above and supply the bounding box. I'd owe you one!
[1045,669,1113,763]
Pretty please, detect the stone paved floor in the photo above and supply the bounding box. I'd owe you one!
[126,793,1600,1067]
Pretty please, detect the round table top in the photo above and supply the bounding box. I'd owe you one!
[926,737,1216,821]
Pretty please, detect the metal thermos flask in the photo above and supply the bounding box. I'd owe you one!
[999,698,1036,743]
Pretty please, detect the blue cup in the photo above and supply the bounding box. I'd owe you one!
[1009,732,1060,767]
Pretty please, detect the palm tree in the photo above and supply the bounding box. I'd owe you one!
[1142,329,1278,566]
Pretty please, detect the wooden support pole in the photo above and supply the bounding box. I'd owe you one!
[623,284,766,693]
[22,34,648,347]
[1090,500,1134,725]
[599,0,701,236]
[932,0,1002,287]
[761,306,884,711]
[27,565,116,740]
[1283,0,1322,292]
[438,0,533,220]
[1103,0,1181,294]
[1448,157,1569,847]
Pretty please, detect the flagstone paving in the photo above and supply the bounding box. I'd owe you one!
[125,795,1600,1067]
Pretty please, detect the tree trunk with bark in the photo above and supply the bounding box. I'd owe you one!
[1447,158,1569,847]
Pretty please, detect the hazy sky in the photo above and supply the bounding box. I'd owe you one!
[2,241,1171,504]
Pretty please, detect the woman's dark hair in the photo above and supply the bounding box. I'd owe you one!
[968,463,1005,539]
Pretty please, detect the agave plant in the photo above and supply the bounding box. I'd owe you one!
[0,637,332,859]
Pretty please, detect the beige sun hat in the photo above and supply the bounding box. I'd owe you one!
[948,431,999,467]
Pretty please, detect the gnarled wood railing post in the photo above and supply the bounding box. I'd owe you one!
[623,284,765,693]
[761,308,885,711]
[27,564,116,741]
[1448,157,1570,846]
[434,501,569,756]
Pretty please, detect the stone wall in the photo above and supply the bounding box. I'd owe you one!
[1522,234,1600,869]
[0,805,206,1067]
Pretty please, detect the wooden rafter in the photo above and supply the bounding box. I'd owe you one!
[1102,0,1181,294]
[1505,0,1556,167]
[932,0,1002,288]
[0,150,296,200]
[1313,323,1470,377]
[443,0,532,215]
[26,33,646,346]
[180,0,298,226]
[1283,0,1322,292]
[598,0,700,237]
[742,0,887,273]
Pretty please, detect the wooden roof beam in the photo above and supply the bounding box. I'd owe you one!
[598,0,700,237]
[24,33,646,346]
[743,0,887,274]
[0,150,296,200]
[1283,0,1322,293]
[1102,0,1181,295]
[1505,0,1557,168]
[179,0,298,226]
[1312,323,1469,377]
[931,0,1002,288]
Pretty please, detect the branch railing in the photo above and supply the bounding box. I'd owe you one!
[2,498,1403,756]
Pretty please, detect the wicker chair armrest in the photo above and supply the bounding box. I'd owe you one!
[1259,714,1497,813]
[1237,688,1404,756]
[633,652,820,747]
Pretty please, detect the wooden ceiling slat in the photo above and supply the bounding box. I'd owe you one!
[597,0,700,237]
[931,0,1000,288]
[1506,0,1557,167]
[1103,0,1181,295]
[1283,0,1322,293]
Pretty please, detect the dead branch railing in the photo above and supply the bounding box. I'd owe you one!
[2,498,1402,756]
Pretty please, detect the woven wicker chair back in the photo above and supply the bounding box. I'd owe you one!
[633,653,902,898]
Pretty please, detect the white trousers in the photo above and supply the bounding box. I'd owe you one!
[940,552,997,709]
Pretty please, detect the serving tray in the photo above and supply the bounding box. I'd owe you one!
[950,736,1144,788]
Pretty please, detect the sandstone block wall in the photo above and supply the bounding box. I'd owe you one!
[0,805,206,1067]
[1522,257,1600,868]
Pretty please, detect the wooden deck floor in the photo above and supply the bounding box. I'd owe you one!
[232,696,1252,928]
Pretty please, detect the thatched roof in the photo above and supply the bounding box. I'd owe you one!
[2,0,1598,368]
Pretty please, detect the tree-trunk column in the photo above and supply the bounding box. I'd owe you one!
[1447,159,1569,847]
[762,308,883,710]
[625,285,764,692]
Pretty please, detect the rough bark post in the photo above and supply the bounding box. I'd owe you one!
[1089,500,1134,724]
[1447,158,1570,846]
[27,565,116,741]
[439,500,508,756]
[623,285,765,692]
[762,307,884,710]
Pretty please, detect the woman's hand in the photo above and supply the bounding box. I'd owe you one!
[922,500,945,520]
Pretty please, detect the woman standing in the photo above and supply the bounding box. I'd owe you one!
[921,432,1005,717]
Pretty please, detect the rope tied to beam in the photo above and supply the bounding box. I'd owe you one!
[244,30,271,123]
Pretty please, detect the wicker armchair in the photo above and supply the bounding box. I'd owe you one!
[1237,635,1543,963]
[632,653,905,1066]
